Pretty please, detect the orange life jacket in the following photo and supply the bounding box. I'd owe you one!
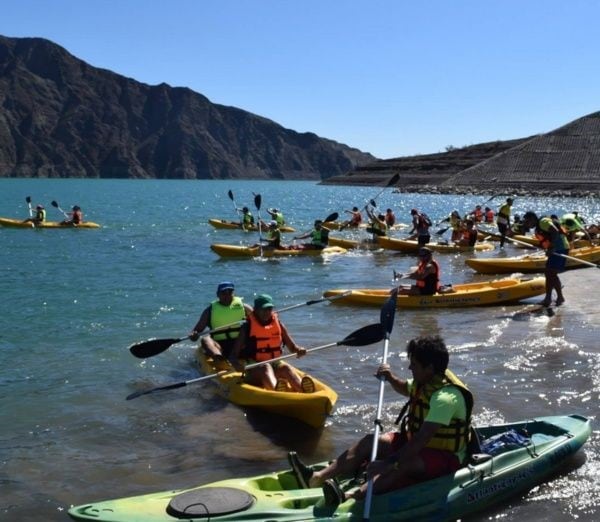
[247,312,283,362]
[415,259,441,293]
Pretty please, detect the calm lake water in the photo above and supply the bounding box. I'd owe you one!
[1,178,599,521]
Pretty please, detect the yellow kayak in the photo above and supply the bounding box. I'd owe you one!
[210,243,347,258]
[208,218,296,233]
[327,236,380,250]
[323,276,545,308]
[376,236,494,253]
[197,350,338,428]
[466,245,600,274]
[0,217,101,229]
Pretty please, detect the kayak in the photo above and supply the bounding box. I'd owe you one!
[322,276,545,307]
[322,221,408,231]
[328,236,380,250]
[465,245,600,274]
[376,236,495,253]
[210,243,347,258]
[208,218,296,233]
[0,217,101,229]
[68,414,591,522]
[196,349,337,428]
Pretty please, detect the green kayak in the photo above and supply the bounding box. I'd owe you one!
[69,414,590,521]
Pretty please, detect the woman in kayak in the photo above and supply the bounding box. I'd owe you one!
[288,335,473,507]
[61,205,83,225]
[231,294,314,393]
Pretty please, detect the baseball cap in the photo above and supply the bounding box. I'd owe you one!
[217,281,235,293]
[254,294,275,309]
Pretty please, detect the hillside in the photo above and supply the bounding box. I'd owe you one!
[0,35,374,179]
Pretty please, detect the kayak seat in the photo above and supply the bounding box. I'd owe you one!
[167,487,254,518]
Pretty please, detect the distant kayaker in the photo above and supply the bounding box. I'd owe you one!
[496,197,514,248]
[341,206,363,229]
[266,208,286,227]
[259,220,283,249]
[484,207,495,223]
[560,212,587,243]
[293,219,329,249]
[408,208,431,246]
[365,207,388,238]
[189,281,253,369]
[288,335,473,507]
[469,204,483,223]
[395,247,440,296]
[522,211,568,307]
[231,294,314,393]
[61,205,83,226]
[384,208,396,227]
[24,204,46,225]
[457,219,478,247]
[239,206,255,229]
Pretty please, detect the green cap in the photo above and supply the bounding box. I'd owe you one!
[254,294,275,309]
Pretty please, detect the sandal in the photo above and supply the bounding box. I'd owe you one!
[323,479,344,508]
[275,378,289,392]
[301,376,315,394]
[288,451,313,489]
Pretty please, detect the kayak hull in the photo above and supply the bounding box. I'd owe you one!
[208,218,295,233]
[465,245,600,274]
[328,236,379,250]
[68,414,591,522]
[376,236,494,253]
[210,243,347,258]
[323,276,546,307]
[0,217,101,229]
[197,349,337,428]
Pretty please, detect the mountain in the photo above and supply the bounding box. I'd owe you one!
[0,35,375,179]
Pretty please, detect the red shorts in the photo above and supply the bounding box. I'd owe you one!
[383,431,461,480]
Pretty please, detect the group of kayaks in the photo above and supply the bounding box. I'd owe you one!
[66,213,594,520]
[0,217,101,228]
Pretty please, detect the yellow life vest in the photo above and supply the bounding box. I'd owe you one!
[399,369,473,454]
[210,297,246,341]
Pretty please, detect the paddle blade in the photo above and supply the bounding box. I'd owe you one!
[339,323,385,347]
[227,190,234,201]
[380,291,398,336]
[129,337,187,359]
[435,227,450,236]
[126,381,186,400]
[386,173,400,187]
[369,199,377,208]
[51,200,59,208]
[26,196,32,203]
[254,193,262,210]
[324,212,338,223]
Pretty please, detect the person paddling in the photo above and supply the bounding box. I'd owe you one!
[61,205,83,225]
[293,219,329,249]
[24,204,46,225]
[395,247,441,296]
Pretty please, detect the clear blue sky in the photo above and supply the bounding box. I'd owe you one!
[2,1,599,159]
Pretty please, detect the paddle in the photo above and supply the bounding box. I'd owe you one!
[294,212,339,239]
[126,322,385,400]
[129,291,353,359]
[505,235,600,269]
[363,290,398,521]
[51,200,69,218]
[227,190,242,220]
[26,196,33,218]
[254,193,263,256]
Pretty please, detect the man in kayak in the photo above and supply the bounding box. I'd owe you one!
[61,205,83,225]
[456,219,478,247]
[340,206,363,229]
[231,294,313,393]
[395,247,440,295]
[522,211,569,307]
[266,207,286,227]
[293,219,329,249]
[260,220,283,249]
[365,207,388,239]
[384,208,396,228]
[24,204,46,225]
[189,281,253,369]
[288,335,473,507]
[239,206,255,230]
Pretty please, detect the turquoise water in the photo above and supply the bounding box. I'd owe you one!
[1,178,599,521]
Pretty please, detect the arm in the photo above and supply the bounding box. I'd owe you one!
[280,322,307,357]
[230,324,249,370]
[189,306,211,340]
[376,363,409,396]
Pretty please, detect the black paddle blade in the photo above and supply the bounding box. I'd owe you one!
[227,190,234,201]
[340,323,385,347]
[26,196,32,203]
[324,212,339,223]
[435,227,450,236]
[254,193,262,210]
[369,199,377,208]
[380,291,398,336]
[51,200,59,208]
[386,173,400,187]
[129,337,186,359]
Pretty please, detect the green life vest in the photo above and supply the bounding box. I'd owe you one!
[210,297,246,341]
